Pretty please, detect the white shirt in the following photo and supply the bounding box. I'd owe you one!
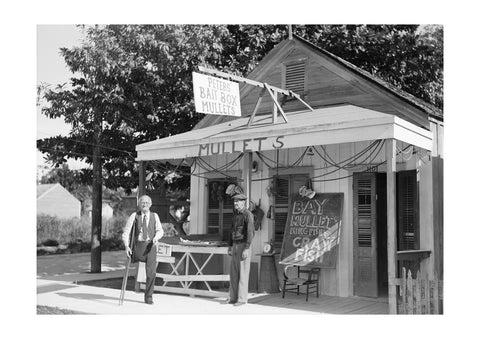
[122,211,164,247]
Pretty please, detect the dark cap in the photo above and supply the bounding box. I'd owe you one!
[233,193,247,201]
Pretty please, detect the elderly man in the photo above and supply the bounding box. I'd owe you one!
[223,193,255,306]
[122,195,164,304]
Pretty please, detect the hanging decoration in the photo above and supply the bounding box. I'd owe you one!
[299,185,316,199]
[225,183,244,197]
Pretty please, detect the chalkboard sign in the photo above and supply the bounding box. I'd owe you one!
[279,193,344,268]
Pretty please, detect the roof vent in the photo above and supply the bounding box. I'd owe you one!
[285,61,306,94]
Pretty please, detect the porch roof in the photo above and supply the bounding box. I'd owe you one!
[136,105,432,161]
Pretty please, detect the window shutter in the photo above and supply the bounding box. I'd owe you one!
[285,61,306,94]
[357,178,373,248]
[274,174,309,248]
[353,173,378,297]
[207,180,235,240]
[397,171,419,250]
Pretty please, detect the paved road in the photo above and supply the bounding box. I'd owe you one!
[37,250,128,281]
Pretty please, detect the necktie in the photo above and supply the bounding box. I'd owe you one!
[142,214,148,240]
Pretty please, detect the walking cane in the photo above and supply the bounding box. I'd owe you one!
[119,222,136,306]
[119,254,131,305]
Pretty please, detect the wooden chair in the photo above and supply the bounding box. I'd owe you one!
[281,265,320,301]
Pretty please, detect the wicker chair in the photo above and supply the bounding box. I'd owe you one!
[281,265,320,301]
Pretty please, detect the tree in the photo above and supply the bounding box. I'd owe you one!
[37,25,232,272]
[40,164,81,192]
[221,25,443,109]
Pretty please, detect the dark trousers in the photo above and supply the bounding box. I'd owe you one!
[134,241,158,301]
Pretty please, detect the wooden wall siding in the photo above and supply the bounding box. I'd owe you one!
[338,142,354,297]
[189,137,435,297]
[37,185,81,219]
[195,37,437,131]
[429,120,444,158]
[437,123,444,158]
[203,39,431,131]
[432,157,443,279]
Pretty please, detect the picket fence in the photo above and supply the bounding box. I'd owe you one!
[395,267,443,314]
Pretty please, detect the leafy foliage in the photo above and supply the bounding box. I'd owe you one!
[37,24,443,193]
[38,25,232,192]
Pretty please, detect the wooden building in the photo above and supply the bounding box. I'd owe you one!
[37,183,81,219]
[135,35,443,313]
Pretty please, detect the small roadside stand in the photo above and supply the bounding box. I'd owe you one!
[133,34,443,314]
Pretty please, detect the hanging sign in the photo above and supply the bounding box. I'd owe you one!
[279,193,343,268]
[192,72,241,116]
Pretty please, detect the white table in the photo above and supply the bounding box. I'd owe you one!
[137,244,229,298]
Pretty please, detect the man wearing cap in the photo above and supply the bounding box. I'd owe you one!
[223,193,255,306]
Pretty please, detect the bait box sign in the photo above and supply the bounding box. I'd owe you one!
[192,72,241,116]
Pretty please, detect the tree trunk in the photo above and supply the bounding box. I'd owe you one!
[91,111,103,273]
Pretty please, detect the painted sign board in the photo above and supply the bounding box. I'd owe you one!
[198,136,285,156]
[192,72,241,117]
[279,193,344,268]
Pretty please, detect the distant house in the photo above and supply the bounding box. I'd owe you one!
[83,199,114,219]
[37,183,81,219]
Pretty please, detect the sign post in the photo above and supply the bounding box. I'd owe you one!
[279,193,344,268]
[192,72,241,117]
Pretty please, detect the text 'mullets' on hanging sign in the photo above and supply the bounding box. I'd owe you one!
[192,72,241,117]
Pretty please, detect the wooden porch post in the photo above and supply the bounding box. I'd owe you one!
[243,152,253,208]
[136,160,146,292]
[386,139,398,314]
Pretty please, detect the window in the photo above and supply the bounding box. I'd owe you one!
[397,170,419,250]
[207,179,235,240]
[273,174,310,249]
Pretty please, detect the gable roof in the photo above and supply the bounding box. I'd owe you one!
[293,34,443,120]
[193,34,442,131]
[37,183,58,199]
[37,183,80,203]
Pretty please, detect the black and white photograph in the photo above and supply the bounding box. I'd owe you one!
[2,1,479,338]
[36,22,444,314]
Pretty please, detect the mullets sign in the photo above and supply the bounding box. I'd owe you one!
[198,136,285,156]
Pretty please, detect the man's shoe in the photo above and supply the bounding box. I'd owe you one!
[221,299,236,305]
[234,302,246,306]
[145,299,154,305]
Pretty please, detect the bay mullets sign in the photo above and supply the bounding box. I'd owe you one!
[279,193,344,268]
[192,72,241,117]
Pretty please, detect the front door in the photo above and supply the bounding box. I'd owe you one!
[353,173,387,298]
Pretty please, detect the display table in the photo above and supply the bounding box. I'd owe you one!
[137,243,229,298]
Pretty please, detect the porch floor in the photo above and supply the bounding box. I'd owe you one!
[248,292,389,314]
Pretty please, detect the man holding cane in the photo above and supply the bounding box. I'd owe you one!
[122,195,164,305]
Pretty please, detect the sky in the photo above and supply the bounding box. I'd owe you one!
[37,25,84,173]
